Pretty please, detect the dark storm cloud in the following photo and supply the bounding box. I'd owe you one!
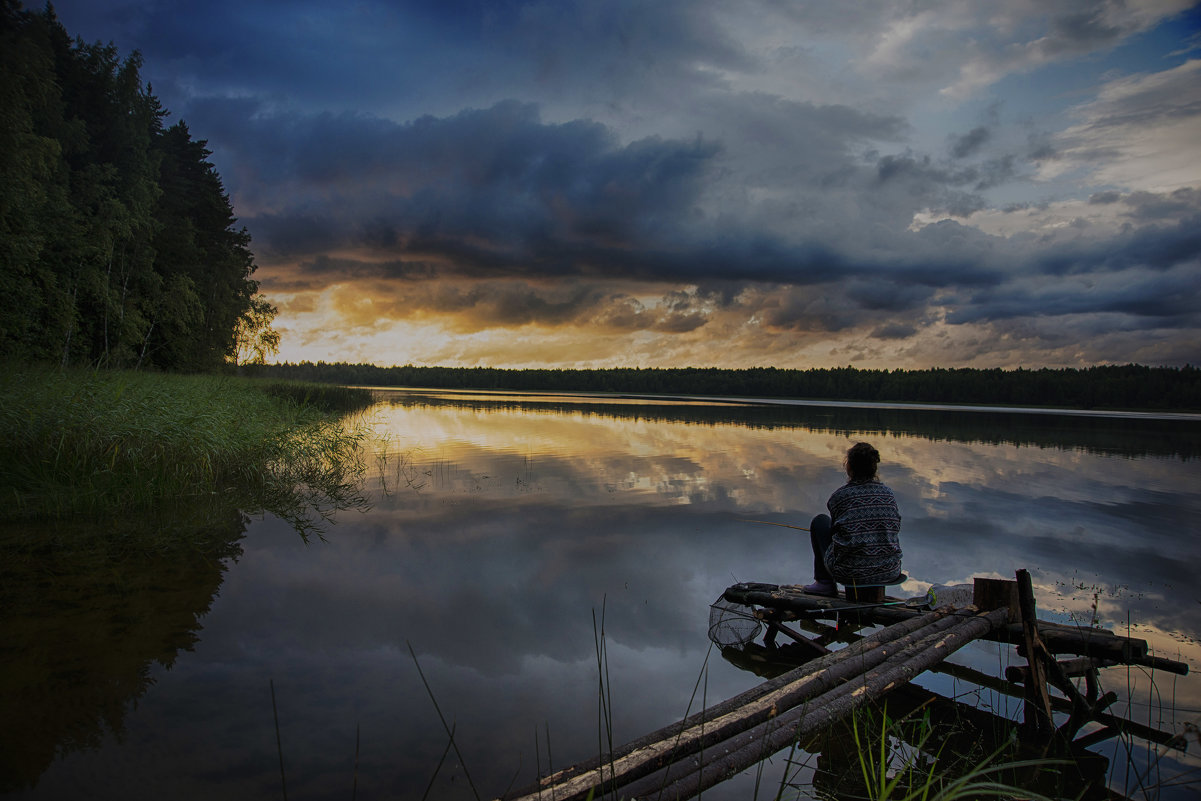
[951,218,1201,329]
[846,279,937,312]
[214,100,718,263]
[276,254,441,287]
[1122,188,1201,221]
[742,278,942,337]
[873,154,990,216]
[1031,212,1201,277]
[160,88,1201,352]
[201,97,1009,296]
[1042,7,1127,54]
[47,0,756,125]
[950,265,1201,326]
[35,0,1201,366]
[949,126,991,158]
[870,322,917,340]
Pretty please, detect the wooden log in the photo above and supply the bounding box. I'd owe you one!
[1005,657,1109,684]
[1004,655,1095,740]
[1073,725,1121,749]
[1016,568,1055,734]
[1085,662,1099,703]
[725,586,921,625]
[624,609,1008,801]
[1059,656,1108,677]
[1130,653,1190,675]
[500,608,965,801]
[1011,596,1113,743]
[509,611,969,801]
[764,621,830,656]
[973,577,1020,623]
[1024,625,1149,662]
[722,583,1165,665]
[932,662,1181,751]
[1048,658,1096,740]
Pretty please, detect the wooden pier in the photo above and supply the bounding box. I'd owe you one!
[499,570,1189,801]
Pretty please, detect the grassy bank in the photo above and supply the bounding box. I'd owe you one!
[0,366,374,524]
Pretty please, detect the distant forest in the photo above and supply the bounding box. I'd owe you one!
[0,4,276,371]
[252,363,1201,412]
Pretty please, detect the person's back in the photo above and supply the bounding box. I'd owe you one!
[803,442,902,595]
[824,475,901,585]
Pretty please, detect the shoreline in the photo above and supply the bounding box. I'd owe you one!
[361,385,1201,422]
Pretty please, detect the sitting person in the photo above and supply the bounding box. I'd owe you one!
[804,442,902,596]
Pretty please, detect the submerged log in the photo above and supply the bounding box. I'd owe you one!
[627,608,1009,801]
[1007,656,1106,681]
[508,574,1187,801]
[933,661,1183,751]
[501,608,974,801]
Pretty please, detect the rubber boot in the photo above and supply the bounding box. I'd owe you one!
[802,580,837,597]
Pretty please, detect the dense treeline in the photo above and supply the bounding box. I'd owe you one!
[0,3,274,370]
[251,362,1201,411]
[373,392,1199,459]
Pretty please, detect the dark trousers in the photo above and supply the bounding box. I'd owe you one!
[809,514,834,583]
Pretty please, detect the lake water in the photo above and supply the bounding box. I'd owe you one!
[3,389,1200,800]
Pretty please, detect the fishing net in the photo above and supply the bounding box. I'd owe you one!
[708,596,762,647]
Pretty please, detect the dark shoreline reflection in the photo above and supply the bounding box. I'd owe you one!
[0,506,247,792]
[381,389,1201,459]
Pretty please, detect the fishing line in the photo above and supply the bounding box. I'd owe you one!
[747,519,810,533]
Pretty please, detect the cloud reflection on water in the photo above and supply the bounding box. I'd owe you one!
[7,390,1200,800]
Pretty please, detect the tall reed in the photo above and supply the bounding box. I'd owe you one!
[0,366,372,528]
[845,707,1062,801]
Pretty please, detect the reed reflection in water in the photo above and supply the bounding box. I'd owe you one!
[2,389,1199,800]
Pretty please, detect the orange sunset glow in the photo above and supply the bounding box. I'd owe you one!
[46,2,1201,370]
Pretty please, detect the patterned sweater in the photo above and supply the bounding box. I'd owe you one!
[824,478,902,585]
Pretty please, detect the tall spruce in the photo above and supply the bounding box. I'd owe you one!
[0,2,268,371]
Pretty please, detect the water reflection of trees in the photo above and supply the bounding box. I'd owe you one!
[0,434,372,791]
[0,504,247,792]
[383,392,1201,460]
[0,434,376,792]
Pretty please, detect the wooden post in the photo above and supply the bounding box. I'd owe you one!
[973,577,1020,623]
[845,584,886,603]
[1016,569,1054,735]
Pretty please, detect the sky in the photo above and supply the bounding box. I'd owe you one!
[42,0,1201,370]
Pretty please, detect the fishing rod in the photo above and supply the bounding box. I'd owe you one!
[747,519,810,533]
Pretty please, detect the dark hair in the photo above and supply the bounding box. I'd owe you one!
[844,442,880,480]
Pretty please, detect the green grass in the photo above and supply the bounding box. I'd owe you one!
[844,707,1063,801]
[0,366,373,528]
[254,379,375,413]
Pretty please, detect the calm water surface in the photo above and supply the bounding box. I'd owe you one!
[3,389,1200,799]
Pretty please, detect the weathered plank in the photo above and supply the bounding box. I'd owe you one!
[722,582,1167,665]
[502,609,1003,801]
[622,608,1009,801]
